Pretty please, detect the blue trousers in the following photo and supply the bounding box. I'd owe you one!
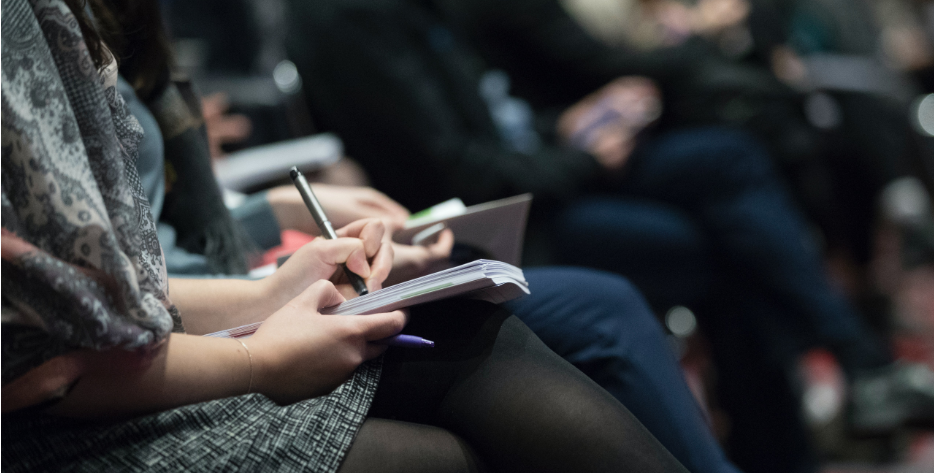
[508,267,740,473]
[552,128,890,473]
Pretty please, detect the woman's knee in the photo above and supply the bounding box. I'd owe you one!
[339,418,486,473]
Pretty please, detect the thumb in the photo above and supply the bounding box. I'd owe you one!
[312,238,372,279]
[357,311,408,342]
[427,229,455,259]
[297,280,347,310]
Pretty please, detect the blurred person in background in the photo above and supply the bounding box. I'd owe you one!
[1,1,723,471]
[559,0,934,294]
[274,1,934,472]
[112,2,748,471]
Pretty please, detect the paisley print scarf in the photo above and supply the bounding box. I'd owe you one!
[1,0,180,387]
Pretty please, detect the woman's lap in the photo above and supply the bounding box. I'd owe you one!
[2,361,379,473]
[369,299,686,473]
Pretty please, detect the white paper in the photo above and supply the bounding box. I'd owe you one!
[204,260,529,338]
[214,133,343,191]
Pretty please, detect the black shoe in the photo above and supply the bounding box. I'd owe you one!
[849,362,934,435]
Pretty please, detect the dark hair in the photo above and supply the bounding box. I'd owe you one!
[64,0,174,101]
[95,0,175,101]
[62,0,111,70]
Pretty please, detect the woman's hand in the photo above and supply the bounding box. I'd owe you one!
[265,218,393,308]
[385,229,455,286]
[333,218,395,294]
[202,92,252,159]
[171,218,392,335]
[248,280,406,404]
[558,77,661,172]
[266,184,410,235]
[40,281,405,418]
[313,184,410,230]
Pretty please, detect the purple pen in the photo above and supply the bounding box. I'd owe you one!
[378,334,435,348]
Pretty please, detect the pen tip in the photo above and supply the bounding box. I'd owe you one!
[289,167,299,180]
[425,340,435,348]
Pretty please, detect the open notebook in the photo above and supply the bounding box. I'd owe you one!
[205,260,530,338]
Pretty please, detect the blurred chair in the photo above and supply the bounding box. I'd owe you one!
[166,0,363,191]
[168,0,316,147]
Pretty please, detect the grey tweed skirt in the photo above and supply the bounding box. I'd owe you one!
[1,361,380,473]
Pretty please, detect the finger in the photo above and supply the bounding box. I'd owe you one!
[344,246,372,282]
[297,280,346,310]
[215,115,252,141]
[427,229,455,259]
[357,220,386,258]
[382,217,407,234]
[335,219,385,259]
[311,238,371,279]
[334,283,361,300]
[366,237,394,292]
[335,218,380,239]
[364,190,410,220]
[357,311,407,341]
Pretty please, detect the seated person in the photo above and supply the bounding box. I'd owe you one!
[114,9,740,470]
[279,1,934,471]
[0,1,689,471]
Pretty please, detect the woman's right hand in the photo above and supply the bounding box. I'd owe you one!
[247,280,406,404]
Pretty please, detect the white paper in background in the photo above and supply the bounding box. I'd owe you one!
[214,133,343,191]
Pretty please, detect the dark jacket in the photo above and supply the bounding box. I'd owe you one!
[287,0,601,211]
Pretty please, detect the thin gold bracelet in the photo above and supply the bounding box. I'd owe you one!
[235,338,254,394]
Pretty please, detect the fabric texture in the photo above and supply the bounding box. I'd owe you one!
[551,127,890,473]
[118,76,165,221]
[2,361,381,473]
[287,0,601,212]
[365,300,689,473]
[1,0,178,385]
[506,268,741,473]
[117,79,280,276]
[147,79,252,275]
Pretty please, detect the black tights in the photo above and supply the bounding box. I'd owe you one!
[338,300,687,473]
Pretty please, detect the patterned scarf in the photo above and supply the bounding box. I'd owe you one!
[1,0,180,386]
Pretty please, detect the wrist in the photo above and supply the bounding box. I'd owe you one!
[239,332,280,402]
[232,338,255,394]
[266,187,298,232]
[254,274,290,319]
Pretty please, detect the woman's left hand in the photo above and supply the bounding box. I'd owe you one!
[385,228,455,286]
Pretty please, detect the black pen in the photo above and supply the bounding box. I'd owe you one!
[289,167,369,296]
